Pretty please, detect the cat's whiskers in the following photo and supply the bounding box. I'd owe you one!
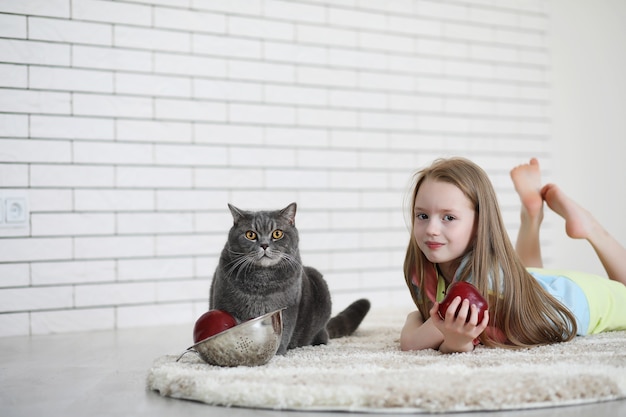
[225,252,257,278]
[225,248,301,275]
[277,253,303,273]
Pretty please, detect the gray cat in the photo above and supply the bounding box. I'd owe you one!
[209,202,370,355]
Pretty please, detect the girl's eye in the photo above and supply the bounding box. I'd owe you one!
[416,213,427,220]
[443,215,456,222]
[245,231,257,240]
[272,230,284,240]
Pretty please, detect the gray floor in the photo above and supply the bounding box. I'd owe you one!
[1,324,624,417]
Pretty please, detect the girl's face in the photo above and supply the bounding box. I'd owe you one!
[413,179,477,280]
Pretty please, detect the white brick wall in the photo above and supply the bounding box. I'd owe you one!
[0,0,553,336]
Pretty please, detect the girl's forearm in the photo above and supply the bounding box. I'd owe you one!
[400,314,444,351]
[438,340,475,354]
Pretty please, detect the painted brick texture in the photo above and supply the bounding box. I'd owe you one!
[0,0,552,336]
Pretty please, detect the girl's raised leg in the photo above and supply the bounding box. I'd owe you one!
[541,183,626,286]
[510,158,545,268]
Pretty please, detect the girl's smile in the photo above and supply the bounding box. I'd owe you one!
[425,241,445,249]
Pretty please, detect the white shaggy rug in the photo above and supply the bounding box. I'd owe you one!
[147,309,626,413]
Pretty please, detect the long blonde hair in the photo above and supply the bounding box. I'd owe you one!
[403,157,577,348]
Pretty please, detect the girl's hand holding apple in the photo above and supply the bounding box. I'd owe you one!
[430,282,490,353]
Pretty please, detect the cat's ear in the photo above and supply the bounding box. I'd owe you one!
[228,204,245,225]
[280,202,297,226]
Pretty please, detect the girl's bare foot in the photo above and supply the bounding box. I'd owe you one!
[510,158,544,220]
[541,183,593,240]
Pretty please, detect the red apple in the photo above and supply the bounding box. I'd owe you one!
[193,309,238,343]
[438,281,488,323]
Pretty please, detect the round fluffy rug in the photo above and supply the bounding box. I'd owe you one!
[147,309,626,413]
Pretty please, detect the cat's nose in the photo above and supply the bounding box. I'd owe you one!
[261,244,269,250]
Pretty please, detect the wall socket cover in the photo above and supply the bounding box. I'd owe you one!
[6,198,28,223]
[0,193,29,228]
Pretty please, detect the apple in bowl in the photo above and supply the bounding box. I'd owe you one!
[438,281,488,323]
[193,309,238,343]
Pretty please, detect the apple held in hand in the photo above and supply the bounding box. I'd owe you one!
[193,309,238,343]
[438,281,488,323]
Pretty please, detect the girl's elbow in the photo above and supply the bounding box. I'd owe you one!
[399,332,413,351]
[400,338,412,351]
[399,333,425,351]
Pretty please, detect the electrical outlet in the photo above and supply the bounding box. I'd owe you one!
[0,192,29,229]
[5,198,27,223]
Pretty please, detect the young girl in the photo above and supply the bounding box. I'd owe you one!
[400,157,626,353]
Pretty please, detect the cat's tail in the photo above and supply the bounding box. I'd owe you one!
[326,298,371,339]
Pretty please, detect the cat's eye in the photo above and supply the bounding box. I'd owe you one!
[245,231,257,240]
[272,230,284,240]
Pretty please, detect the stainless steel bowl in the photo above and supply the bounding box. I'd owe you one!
[177,308,284,367]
